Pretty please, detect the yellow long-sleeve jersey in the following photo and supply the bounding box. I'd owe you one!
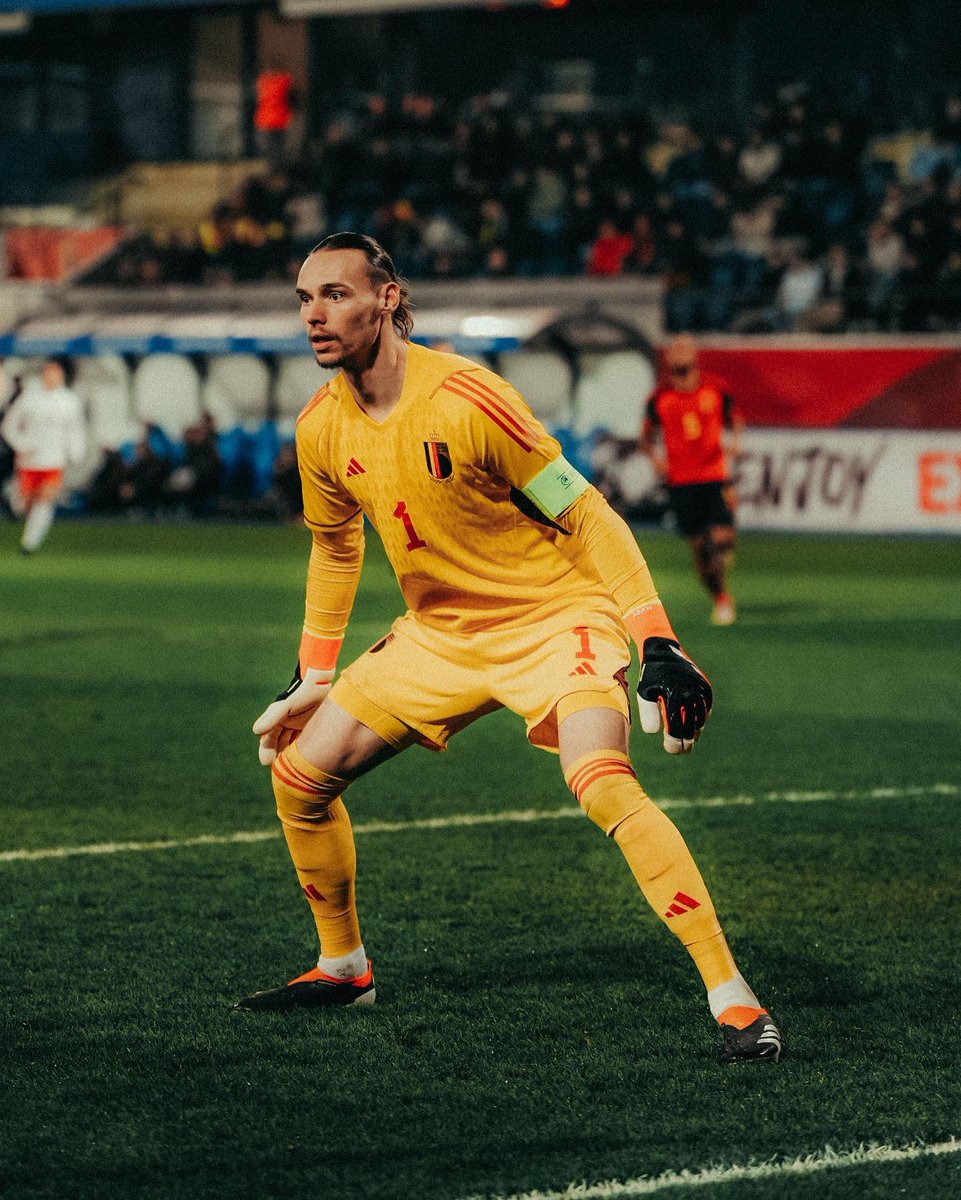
[296,342,665,650]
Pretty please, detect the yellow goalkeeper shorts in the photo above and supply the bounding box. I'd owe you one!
[330,605,632,754]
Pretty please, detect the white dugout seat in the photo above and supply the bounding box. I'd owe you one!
[203,354,272,428]
[498,349,573,427]
[2,357,45,398]
[573,351,657,440]
[74,355,139,450]
[275,355,338,418]
[132,354,202,437]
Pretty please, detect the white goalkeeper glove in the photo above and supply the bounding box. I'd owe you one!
[637,636,713,755]
[252,663,333,766]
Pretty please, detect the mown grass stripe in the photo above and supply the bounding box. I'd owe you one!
[1,783,957,865]
[459,1137,961,1200]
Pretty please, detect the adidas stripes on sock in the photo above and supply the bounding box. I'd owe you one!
[271,742,363,959]
[565,749,740,993]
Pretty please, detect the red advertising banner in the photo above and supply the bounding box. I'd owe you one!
[5,227,123,281]
[693,340,961,430]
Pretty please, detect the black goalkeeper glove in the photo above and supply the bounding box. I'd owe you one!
[637,636,714,755]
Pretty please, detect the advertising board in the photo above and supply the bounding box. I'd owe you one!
[735,429,961,534]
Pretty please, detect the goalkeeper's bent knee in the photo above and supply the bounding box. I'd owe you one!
[564,749,649,835]
[271,742,350,830]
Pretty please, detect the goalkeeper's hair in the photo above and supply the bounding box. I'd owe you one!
[310,232,413,340]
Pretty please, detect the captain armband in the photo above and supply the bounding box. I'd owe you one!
[520,456,590,521]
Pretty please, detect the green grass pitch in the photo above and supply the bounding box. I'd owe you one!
[1,519,960,1200]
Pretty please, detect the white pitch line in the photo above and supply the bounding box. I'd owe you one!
[457,1137,961,1200]
[1,782,957,865]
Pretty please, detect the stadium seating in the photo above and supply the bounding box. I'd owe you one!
[74,355,139,450]
[131,353,203,437]
[203,354,272,427]
[572,351,655,439]
[2,357,42,394]
[498,349,574,427]
[275,355,337,417]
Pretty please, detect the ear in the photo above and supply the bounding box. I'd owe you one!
[382,280,400,317]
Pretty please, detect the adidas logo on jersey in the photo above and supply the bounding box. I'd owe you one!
[665,891,701,918]
[346,458,366,477]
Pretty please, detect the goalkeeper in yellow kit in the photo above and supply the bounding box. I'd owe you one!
[235,233,783,1063]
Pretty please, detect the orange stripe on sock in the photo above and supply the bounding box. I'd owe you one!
[574,765,637,795]
[274,753,318,787]
[567,755,630,785]
[567,757,635,794]
[568,763,637,802]
[283,758,327,791]
[271,758,319,795]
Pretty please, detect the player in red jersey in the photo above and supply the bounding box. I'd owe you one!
[640,335,743,625]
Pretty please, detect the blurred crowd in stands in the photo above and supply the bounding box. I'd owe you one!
[98,82,961,333]
[0,368,305,524]
[80,417,303,523]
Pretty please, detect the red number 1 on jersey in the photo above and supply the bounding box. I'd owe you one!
[393,500,428,551]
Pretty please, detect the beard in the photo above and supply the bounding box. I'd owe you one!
[315,348,348,368]
[312,340,349,369]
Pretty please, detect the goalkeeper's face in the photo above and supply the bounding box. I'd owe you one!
[296,248,400,371]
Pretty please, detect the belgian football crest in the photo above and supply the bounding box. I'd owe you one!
[424,439,453,480]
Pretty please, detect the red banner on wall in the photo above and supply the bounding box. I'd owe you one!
[5,227,123,282]
[692,341,961,430]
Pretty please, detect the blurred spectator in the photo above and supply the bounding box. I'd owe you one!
[420,210,472,276]
[261,441,303,522]
[564,186,601,270]
[525,166,568,274]
[118,433,170,516]
[480,244,512,277]
[165,414,223,516]
[286,188,327,261]
[474,197,511,266]
[804,242,862,331]
[586,219,634,276]
[660,217,710,330]
[0,360,22,503]
[932,248,961,327]
[934,94,961,150]
[704,132,741,194]
[625,213,659,274]
[254,64,299,165]
[774,248,823,329]
[73,82,961,331]
[737,130,782,192]
[865,218,906,328]
[86,448,127,513]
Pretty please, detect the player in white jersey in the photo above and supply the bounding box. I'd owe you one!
[1,359,86,554]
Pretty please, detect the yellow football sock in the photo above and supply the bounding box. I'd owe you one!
[271,741,362,958]
[565,749,738,991]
